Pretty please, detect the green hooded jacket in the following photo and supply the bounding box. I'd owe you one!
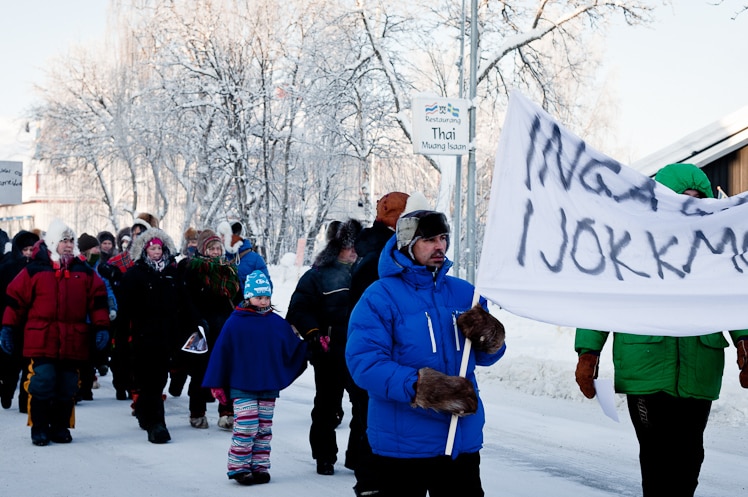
[574,163,747,400]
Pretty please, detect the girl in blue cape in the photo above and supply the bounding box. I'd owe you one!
[203,270,308,485]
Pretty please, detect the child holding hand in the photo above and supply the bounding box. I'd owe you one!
[203,270,308,485]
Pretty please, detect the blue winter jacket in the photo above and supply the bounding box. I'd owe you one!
[346,235,505,459]
[225,238,272,291]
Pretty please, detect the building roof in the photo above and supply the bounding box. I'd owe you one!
[632,104,748,177]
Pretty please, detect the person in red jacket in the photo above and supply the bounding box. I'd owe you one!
[0,219,110,446]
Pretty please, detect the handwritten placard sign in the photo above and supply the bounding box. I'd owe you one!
[0,161,23,205]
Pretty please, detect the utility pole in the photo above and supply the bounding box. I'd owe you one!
[466,0,478,284]
[453,0,466,277]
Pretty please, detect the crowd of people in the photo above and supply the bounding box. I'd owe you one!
[1,166,746,497]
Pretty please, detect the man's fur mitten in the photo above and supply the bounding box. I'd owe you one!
[457,304,505,353]
[411,367,477,416]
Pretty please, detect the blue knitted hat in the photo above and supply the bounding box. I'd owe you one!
[244,270,272,299]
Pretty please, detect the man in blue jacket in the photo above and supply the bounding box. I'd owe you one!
[346,209,506,497]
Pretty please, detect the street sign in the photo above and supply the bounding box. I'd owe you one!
[412,96,470,156]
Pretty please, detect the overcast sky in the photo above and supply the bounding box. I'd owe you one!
[1,1,746,164]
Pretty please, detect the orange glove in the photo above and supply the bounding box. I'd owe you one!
[575,353,600,399]
[737,339,748,389]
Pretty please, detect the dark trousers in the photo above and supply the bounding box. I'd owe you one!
[374,451,484,497]
[626,392,712,497]
[309,350,347,462]
[131,352,169,429]
[27,359,79,434]
[346,381,380,493]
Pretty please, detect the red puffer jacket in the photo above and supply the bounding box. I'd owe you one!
[2,242,110,361]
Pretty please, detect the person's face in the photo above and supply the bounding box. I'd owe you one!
[187,239,198,248]
[412,234,448,268]
[21,246,33,258]
[88,246,101,254]
[146,243,163,261]
[206,241,223,258]
[250,296,271,307]
[131,226,144,240]
[57,237,75,256]
[338,246,357,264]
[100,240,113,253]
[683,188,706,199]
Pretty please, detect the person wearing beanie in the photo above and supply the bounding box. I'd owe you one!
[77,233,100,266]
[286,218,363,476]
[177,227,241,430]
[75,232,104,402]
[0,218,110,446]
[0,229,40,411]
[117,227,187,444]
[116,227,131,253]
[343,192,409,495]
[97,231,117,264]
[216,221,272,294]
[346,210,506,496]
[574,163,748,497]
[202,269,307,485]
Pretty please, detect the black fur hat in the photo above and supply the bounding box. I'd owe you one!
[314,218,363,267]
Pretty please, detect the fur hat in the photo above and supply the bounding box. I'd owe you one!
[396,210,450,260]
[325,221,342,242]
[12,230,39,255]
[243,270,272,299]
[97,230,116,246]
[197,229,223,256]
[44,218,79,262]
[130,228,177,263]
[375,192,409,229]
[116,227,132,252]
[131,212,160,232]
[217,221,243,254]
[77,233,100,253]
[313,218,363,267]
[183,227,198,242]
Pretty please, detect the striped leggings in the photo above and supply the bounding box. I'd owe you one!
[227,397,276,476]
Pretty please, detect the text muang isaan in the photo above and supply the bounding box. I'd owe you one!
[514,114,748,281]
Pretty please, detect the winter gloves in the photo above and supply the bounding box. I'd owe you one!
[305,329,330,354]
[411,367,477,416]
[457,304,505,354]
[95,330,110,351]
[737,338,748,388]
[575,352,600,399]
[0,326,13,355]
[211,388,228,405]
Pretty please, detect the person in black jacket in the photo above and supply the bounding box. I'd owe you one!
[286,218,363,476]
[118,227,188,443]
[345,192,409,496]
[0,230,39,411]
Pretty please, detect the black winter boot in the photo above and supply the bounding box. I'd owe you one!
[49,399,74,443]
[147,423,171,444]
[29,397,51,446]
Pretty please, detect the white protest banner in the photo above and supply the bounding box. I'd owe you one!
[476,91,748,336]
[0,161,23,205]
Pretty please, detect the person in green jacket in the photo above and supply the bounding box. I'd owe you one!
[574,163,748,497]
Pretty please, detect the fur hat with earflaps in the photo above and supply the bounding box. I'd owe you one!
[217,221,243,255]
[131,212,160,232]
[44,218,79,262]
[313,218,363,267]
[396,210,450,261]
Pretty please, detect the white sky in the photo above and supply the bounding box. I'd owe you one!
[0,1,747,164]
